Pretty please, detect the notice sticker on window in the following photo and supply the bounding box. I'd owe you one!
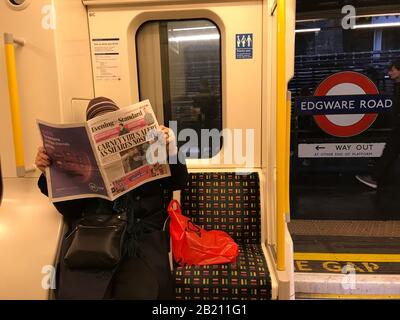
[92,38,121,81]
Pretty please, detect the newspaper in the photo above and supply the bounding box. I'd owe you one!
[37,100,171,202]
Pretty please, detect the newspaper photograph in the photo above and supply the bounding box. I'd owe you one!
[38,100,171,202]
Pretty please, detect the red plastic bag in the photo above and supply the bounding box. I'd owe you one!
[168,199,239,266]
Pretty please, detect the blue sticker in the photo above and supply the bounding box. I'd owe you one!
[236,33,253,59]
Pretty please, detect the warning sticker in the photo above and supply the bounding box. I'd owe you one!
[92,38,121,81]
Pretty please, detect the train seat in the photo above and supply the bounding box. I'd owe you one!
[172,172,272,300]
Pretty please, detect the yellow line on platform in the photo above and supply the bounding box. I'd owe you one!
[294,252,400,263]
[296,293,400,300]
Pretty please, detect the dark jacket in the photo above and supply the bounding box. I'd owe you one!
[38,160,188,300]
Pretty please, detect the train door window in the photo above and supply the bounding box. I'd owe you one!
[136,19,222,159]
[291,8,400,220]
[292,13,400,173]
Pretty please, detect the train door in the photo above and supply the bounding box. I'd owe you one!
[290,1,400,298]
[84,1,262,167]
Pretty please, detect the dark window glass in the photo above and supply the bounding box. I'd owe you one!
[136,20,222,159]
[291,14,400,173]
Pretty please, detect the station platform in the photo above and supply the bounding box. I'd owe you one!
[290,220,400,299]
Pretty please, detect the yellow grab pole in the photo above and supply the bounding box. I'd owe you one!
[276,0,287,271]
[4,33,25,177]
[0,157,3,205]
[286,93,291,216]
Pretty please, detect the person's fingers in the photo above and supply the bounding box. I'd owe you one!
[35,146,51,173]
[38,146,48,156]
[157,125,176,151]
[36,159,50,168]
[166,128,176,144]
[160,126,171,137]
[36,157,49,167]
[36,147,50,161]
[161,131,169,141]
[38,147,51,161]
[35,154,41,166]
[159,125,169,135]
[38,153,50,162]
[156,128,168,145]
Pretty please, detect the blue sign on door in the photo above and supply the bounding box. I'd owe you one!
[236,34,253,59]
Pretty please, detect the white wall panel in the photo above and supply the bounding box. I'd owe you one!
[86,1,263,168]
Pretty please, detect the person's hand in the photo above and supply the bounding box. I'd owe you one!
[158,125,170,145]
[159,125,177,156]
[35,147,51,175]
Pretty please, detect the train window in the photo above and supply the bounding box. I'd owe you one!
[136,19,222,159]
[6,0,31,10]
[292,13,400,173]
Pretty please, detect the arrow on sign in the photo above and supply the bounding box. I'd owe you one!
[315,145,326,151]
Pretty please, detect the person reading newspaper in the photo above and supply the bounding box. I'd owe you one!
[35,97,188,300]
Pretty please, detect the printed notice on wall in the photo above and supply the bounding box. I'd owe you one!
[92,38,121,81]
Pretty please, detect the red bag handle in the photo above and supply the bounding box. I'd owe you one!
[168,199,181,215]
[168,200,202,237]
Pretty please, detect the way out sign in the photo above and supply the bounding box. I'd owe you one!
[298,143,386,158]
[295,71,392,137]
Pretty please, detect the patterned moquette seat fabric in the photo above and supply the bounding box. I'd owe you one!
[173,172,272,300]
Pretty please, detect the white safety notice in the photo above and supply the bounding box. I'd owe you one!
[298,143,386,158]
[92,38,121,81]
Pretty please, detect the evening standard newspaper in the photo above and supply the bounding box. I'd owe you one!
[37,100,171,202]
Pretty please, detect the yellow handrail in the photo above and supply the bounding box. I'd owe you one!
[276,0,287,271]
[0,157,3,206]
[286,93,291,216]
[4,33,25,177]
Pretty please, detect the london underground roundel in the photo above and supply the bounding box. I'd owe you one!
[313,71,379,137]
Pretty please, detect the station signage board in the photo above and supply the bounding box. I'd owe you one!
[298,143,385,158]
[295,71,392,137]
